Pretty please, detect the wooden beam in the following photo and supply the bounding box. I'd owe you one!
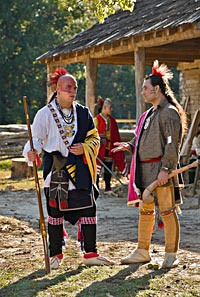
[85,57,97,115]
[177,59,200,71]
[134,48,146,120]
[39,22,200,66]
[86,25,200,60]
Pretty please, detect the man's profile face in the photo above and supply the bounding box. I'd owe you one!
[103,103,112,116]
[141,79,157,104]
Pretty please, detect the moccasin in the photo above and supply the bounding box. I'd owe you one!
[50,253,63,270]
[161,252,179,268]
[83,252,115,266]
[121,248,151,264]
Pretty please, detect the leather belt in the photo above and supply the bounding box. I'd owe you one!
[141,156,162,163]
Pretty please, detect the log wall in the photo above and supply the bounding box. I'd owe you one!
[0,124,135,161]
[178,60,200,123]
[0,125,28,160]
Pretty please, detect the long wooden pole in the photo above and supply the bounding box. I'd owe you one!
[23,96,50,274]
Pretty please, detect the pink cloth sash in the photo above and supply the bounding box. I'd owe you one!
[127,111,148,206]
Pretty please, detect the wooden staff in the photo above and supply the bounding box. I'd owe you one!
[142,159,199,203]
[23,96,50,274]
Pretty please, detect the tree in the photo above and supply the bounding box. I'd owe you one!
[0,0,95,124]
[96,64,136,119]
[59,1,136,23]
[86,0,136,23]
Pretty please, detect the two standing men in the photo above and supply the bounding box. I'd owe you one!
[24,60,186,269]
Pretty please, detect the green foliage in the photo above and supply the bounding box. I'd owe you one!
[97,64,136,119]
[85,0,136,23]
[0,0,95,124]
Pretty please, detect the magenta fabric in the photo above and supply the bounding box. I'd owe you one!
[127,111,148,206]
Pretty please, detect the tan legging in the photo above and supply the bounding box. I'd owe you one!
[138,186,180,253]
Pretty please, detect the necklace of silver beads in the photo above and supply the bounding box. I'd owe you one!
[55,99,74,124]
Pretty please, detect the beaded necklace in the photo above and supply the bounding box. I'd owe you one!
[55,99,75,137]
[55,99,74,124]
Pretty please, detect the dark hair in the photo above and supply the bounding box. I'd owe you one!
[145,74,187,137]
[47,91,57,103]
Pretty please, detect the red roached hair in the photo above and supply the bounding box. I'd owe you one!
[95,96,104,107]
[51,67,68,85]
[151,60,173,83]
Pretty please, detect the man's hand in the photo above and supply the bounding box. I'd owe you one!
[69,143,84,155]
[157,170,169,186]
[111,142,131,153]
[27,150,37,162]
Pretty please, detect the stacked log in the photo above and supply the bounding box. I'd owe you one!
[0,125,33,178]
[0,125,28,160]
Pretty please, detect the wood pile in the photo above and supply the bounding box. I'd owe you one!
[0,125,28,160]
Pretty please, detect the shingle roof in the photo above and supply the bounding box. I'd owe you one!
[37,0,200,61]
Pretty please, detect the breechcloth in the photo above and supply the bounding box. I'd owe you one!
[44,188,97,257]
[138,186,180,253]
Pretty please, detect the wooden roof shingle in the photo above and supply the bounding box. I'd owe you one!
[37,0,200,65]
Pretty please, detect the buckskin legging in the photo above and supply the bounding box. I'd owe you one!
[138,186,180,253]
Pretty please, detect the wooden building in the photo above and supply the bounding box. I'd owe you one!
[37,0,200,120]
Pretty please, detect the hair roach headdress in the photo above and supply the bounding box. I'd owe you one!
[51,67,68,85]
[152,60,173,84]
[95,96,104,107]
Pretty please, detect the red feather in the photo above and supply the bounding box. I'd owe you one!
[152,66,164,77]
[51,67,67,85]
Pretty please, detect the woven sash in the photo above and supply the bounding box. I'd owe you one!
[47,103,71,148]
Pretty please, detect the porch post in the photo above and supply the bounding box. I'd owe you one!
[85,56,98,115]
[134,48,146,120]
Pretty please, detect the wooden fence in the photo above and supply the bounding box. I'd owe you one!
[0,122,135,161]
[0,125,28,160]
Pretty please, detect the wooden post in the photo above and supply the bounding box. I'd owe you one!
[134,47,146,120]
[85,56,97,115]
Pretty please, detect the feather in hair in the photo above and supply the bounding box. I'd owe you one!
[152,60,173,83]
[51,67,68,85]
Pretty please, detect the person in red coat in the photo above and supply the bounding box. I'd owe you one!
[94,97,128,194]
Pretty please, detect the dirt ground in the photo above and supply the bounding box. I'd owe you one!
[0,184,200,254]
[0,182,200,296]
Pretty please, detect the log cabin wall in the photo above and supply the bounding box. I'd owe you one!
[178,60,200,122]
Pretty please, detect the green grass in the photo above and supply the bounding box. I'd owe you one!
[0,159,12,170]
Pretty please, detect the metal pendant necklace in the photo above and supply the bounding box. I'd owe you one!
[55,99,74,124]
[55,99,75,137]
